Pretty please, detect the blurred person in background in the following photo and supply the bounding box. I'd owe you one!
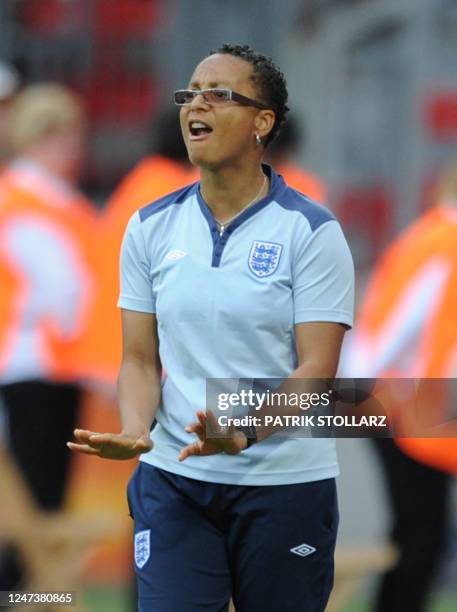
[105,106,198,225]
[265,113,326,203]
[0,84,97,589]
[69,44,354,612]
[345,159,457,612]
[0,62,21,558]
[0,60,20,169]
[84,108,199,385]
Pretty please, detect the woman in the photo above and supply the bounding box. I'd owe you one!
[0,84,96,589]
[344,159,457,612]
[69,44,354,612]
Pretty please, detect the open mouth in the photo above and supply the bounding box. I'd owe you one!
[189,120,213,139]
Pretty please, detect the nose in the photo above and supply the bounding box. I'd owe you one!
[189,91,210,110]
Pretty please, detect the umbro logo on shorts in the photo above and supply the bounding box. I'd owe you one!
[165,249,187,261]
[290,543,316,557]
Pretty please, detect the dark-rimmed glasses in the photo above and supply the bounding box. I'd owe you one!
[173,88,268,110]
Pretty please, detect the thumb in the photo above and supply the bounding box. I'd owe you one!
[134,435,153,451]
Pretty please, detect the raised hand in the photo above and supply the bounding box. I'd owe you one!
[178,410,247,462]
[67,429,152,460]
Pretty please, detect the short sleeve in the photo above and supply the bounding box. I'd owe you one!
[117,212,155,313]
[293,220,354,327]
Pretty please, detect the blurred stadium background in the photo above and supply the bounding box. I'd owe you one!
[0,1,456,611]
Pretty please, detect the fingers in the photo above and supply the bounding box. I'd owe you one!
[185,421,202,434]
[197,411,207,427]
[178,441,203,462]
[181,410,228,462]
[66,441,100,456]
[73,429,99,443]
[75,434,113,455]
[205,410,221,433]
[68,429,104,454]
[68,430,153,459]
[85,433,149,455]
[181,413,207,461]
[206,409,234,439]
[86,432,117,445]
[185,413,206,441]
[184,410,226,441]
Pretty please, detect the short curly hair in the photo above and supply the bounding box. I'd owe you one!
[209,44,289,147]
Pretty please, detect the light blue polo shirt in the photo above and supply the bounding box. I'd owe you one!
[118,165,354,485]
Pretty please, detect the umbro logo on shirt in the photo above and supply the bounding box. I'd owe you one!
[290,543,316,557]
[165,249,187,261]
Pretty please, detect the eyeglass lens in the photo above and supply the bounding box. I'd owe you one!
[175,89,231,105]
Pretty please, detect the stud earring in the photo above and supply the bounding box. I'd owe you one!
[255,133,262,145]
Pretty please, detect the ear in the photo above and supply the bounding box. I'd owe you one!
[254,109,275,142]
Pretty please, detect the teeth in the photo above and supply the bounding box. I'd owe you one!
[190,121,209,129]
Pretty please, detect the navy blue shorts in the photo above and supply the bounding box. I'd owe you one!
[127,463,338,612]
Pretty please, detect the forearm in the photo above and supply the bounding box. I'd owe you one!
[117,358,161,436]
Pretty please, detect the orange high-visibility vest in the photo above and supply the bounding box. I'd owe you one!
[80,156,197,383]
[397,208,457,472]
[105,155,199,225]
[349,206,457,473]
[0,159,97,384]
[277,164,327,204]
[351,207,457,374]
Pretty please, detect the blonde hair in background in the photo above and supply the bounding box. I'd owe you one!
[8,83,84,152]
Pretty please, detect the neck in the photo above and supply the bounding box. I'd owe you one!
[200,163,268,222]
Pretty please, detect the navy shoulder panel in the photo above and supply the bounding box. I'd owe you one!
[276,186,335,231]
[139,182,198,222]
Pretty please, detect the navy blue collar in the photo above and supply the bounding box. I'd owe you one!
[196,164,287,239]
